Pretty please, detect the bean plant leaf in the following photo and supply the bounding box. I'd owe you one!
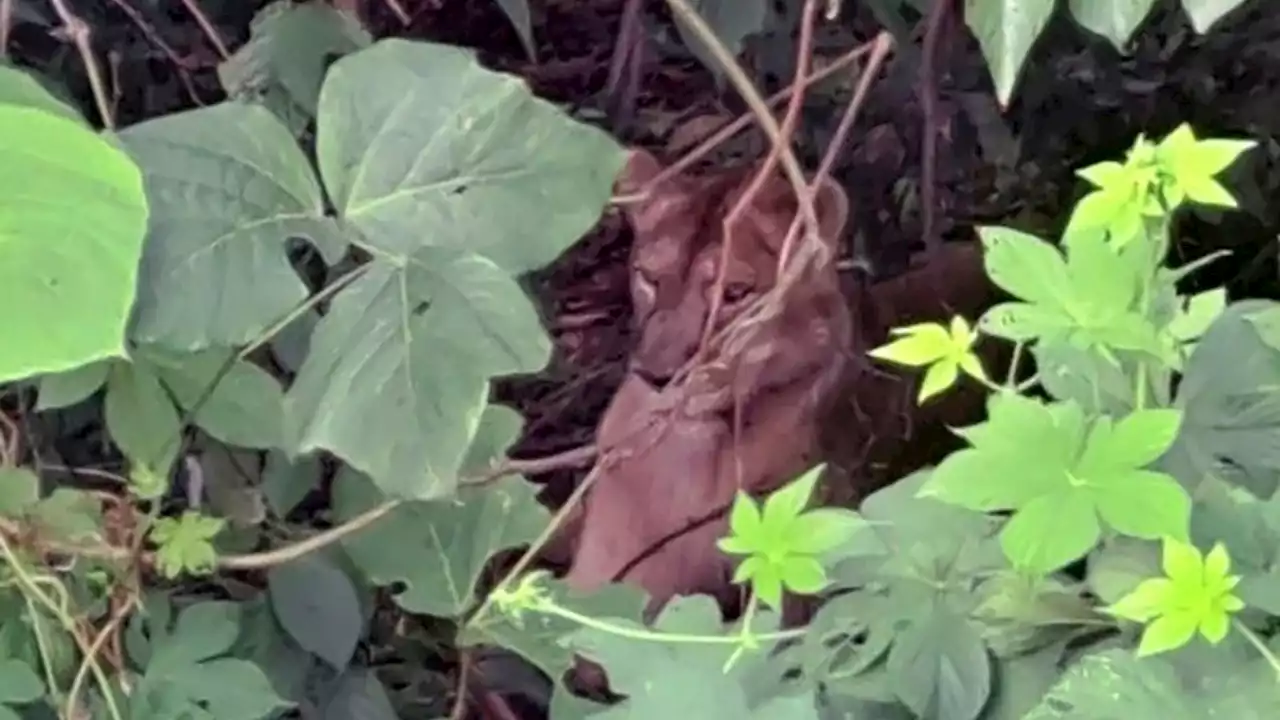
[119,101,346,350]
[0,658,43,705]
[565,596,806,718]
[964,0,1056,106]
[887,611,991,720]
[104,360,183,474]
[318,39,623,274]
[138,347,286,449]
[287,250,547,498]
[0,468,39,518]
[35,360,110,410]
[334,469,549,617]
[268,555,363,671]
[0,104,148,383]
[1161,300,1280,497]
[219,0,372,118]
[319,668,399,720]
[1180,0,1249,33]
[0,64,81,121]
[1067,0,1158,51]
[296,39,623,498]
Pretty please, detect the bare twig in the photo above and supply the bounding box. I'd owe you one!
[177,0,228,61]
[381,0,411,25]
[700,0,821,356]
[919,0,955,256]
[104,0,206,105]
[47,0,115,129]
[662,0,817,238]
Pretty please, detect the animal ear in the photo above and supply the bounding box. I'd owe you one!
[812,176,849,245]
[616,148,665,197]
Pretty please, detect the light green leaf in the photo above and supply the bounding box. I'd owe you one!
[762,464,822,523]
[1080,409,1182,471]
[334,469,548,617]
[119,101,344,350]
[868,323,951,366]
[0,658,43,704]
[317,39,623,274]
[1090,470,1191,541]
[1180,0,1248,33]
[139,346,285,449]
[1002,492,1100,575]
[1179,174,1237,207]
[36,360,110,410]
[1137,610,1198,656]
[0,106,148,383]
[977,226,1073,308]
[919,358,959,402]
[287,250,549,499]
[104,360,182,474]
[1168,288,1226,342]
[1067,0,1157,51]
[978,302,1074,341]
[964,0,1056,106]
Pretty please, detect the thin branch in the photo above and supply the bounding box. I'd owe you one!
[47,0,115,129]
[104,0,206,105]
[177,0,228,61]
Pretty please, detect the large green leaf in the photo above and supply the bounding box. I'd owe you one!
[965,0,1056,107]
[119,102,345,350]
[333,469,549,617]
[0,64,81,121]
[0,101,148,382]
[1067,0,1158,52]
[292,40,621,498]
[887,612,991,720]
[316,39,623,274]
[1161,300,1280,498]
[287,249,547,497]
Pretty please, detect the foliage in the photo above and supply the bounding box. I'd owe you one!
[0,2,1279,720]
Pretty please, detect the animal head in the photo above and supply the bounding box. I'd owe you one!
[614,149,849,387]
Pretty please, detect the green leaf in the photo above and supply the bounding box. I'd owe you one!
[35,360,110,410]
[1067,0,1157,51]
[762,464,822,523]
[0,658,43,704]
[1179,0,1249,34]
[1002,492,1100,575]
[149,512,225,578]
[334,469,548,617]
[104,361,182,474]
[317,39,623,274]
[119,101,344,350]
[29,488,103,542]
[0,468,39,518]
[459,404,525,477]
[887,611,991,720]
[267,555,363,671]
[148,601,242,667]
[0,106,148,382]
[1023,649,1188,717]
[1161,300,1280,497]
[138,347,285,449]
[1090,470,1191,541]
[978,226,1073,308]
[0,64,82,121]
[964,0,1056,106]
[286,250,549,499]
[218,1,371,117]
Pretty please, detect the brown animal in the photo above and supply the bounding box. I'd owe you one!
[563,150,853,618]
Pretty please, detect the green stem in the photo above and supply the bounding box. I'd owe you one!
[533,599,805,646]
[1233,618,1280,682]
[0,537,124,720]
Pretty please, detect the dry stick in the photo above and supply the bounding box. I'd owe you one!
[47,0,115,129]
[381,0,411,25]
[177,0,228,61]
[663,0,815,236]
[697,0,821,356]
[918,0,954,257]
[105,0,206,105]
[776,32,894,271]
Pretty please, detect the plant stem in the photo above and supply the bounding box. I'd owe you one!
[532,598,804,646]
[1233,618,1280,682]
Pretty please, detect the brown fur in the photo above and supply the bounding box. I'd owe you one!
[563,150,852,618]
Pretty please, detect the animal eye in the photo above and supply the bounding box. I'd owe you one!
[723,283,753,304]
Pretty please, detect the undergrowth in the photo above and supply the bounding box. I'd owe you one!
[0,1,1276,719]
